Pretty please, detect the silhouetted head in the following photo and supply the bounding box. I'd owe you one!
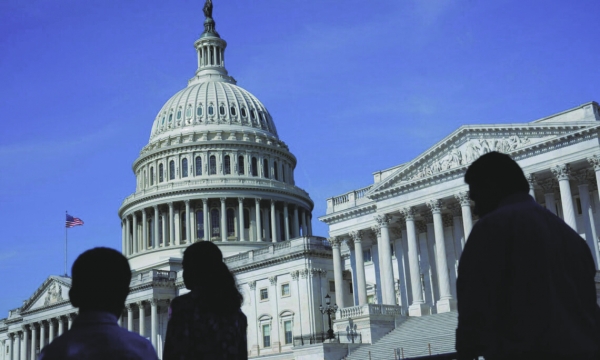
[182,241,242,313]
[464,151,529,217]
[69,247,131,317]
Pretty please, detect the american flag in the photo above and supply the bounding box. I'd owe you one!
[66,214,84,228]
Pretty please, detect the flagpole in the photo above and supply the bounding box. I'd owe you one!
[65,210,68,277]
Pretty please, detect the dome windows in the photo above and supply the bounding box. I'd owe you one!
[251,157,258,177]
[238,156,245,175]
[176,110,182,120]
[159,164,164,183]
[185,107,192,118]
[197,105,203,117]
[169,160,175,180]
[169,114,173,122]
[150,166,154,185]
[263,159,269,179]
[224,155,231,175]
[241,107,247,118]
[182,158,188,178]
[161,116,165,125]
[208,105,214,116]
[195,156,202,176]
[209,155,217,175]
[230,106,237,116]
[219,105,225,116]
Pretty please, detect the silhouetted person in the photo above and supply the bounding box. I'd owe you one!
[456,152,600,360]
[39,247,157,360]
[163,241,247,360]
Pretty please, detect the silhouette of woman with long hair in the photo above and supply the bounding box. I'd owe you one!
[163,241,247,360]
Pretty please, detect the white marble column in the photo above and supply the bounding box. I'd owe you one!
[168,202,175,245]
[293,206,300,238]
[137,302,145,337]
[270,200,277,242]
[142,209,148,251]
[402,207,430,316]
[375,214,396,305]
[540,179,557,215]
[8,334,14,360]
[576,170,600,267]
[455,192,473,241]
[126,304,133,331]
[14,334,20,360]
[67,314,73,330]
[428,200,455,313]
[57,317,64,336]
[154,206,160,247]
[552,164,577,230]
[150,299,158,349]
[218,198,225,241]
[238,198,245,241]
[125,217,131,255]
[255,198,262,241]
[39,321,46,349]
[48,320,54,344]
[526,173,537,200]
[132,214,138,254]
[185,200,192,243]
[121,221,126,256]
[588,155,600,202]
[21,327,28,360]
[202,199,209,241]
[350,231,368,305]
[29,325,36,360]
[329,237,345,308]
[283,203,290,241]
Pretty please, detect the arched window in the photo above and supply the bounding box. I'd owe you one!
[251,109,256,120]
[186,107,192,118]
[224,155,231,175]
[230,106,236,116]
[159,164,164,183]
[195,156,202,176]
[182,158,188,178]
[241,108,247,118]
[181,211,187,241]
[263,159,269,178]
[227,208,235,237]
[244,208,250,229]
[161,116,165,125]
[251,157,258,177]
[238,156,245,175]
[219,105,225,115]
[196,105,203,116]
[274,161,278,180]
[176,110,182,120]
[169,113,173,122]
[150,167,154,185]
[209,155,217,175]
[169,160,175,180]
[211,209,220,237]
[196,210,204,239]
[208,105,214,115]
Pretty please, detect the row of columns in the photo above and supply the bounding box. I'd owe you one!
[198,44,224,68]
[122,198,312,256]
[5,314,74,360]
[122,299,161,350]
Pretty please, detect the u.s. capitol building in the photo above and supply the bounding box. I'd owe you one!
[2,3,600,360]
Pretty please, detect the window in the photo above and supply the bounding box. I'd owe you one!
[208,105,214,115]
[262,324,271,348]
[251,109,256,120]
[169,160,175,180]
[182,158,188,178]
[219,105,225,115]
[238,156,245,175]
[169,113,173,122]
[211,209,220,237]
[224,155,231,175]
[181,211,187,241]
[329,281,336,292]
[150,167,154,185]
[284,320,293,344]
[230,106,237,116]
[251,157,258,177]
[176,110,182,119]
[273,161,278,180]
[244,208,250,229]
[241,107,247,117]
[367,295,375,304]
[260,288,269,301]
[195,157,202,176]
[186,107,192,118]
[159,164,164,183]
[209,155,217,175]
[196,105,203,116]
[263,159,269,178]
[227,208,235,237]
[196,210,204,239]
[161,116,165,125]
[281,283,290,297]
[363,249,372,263]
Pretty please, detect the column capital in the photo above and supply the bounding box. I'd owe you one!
[153,204,159,210]
[149,298,158,306]
[525,172,536,186]
[125,303,133,312]
[400,207,416,220]
[587,154,600,171]
[268,276,277,286]
[248,280,256,290]
[238,197,244,203]
[328,236,343,248]
[374,214,391,227]
[219,197,226,203]
[8,333,14,340]
[141,208,147,215]
[201,198,208,205]
[299,268,309,278]
[427,199,443,214]
[349,230,363,243]
[551,164,572,181]
[136,301,145,308]
[290,270,300,281]
[168,201,174,207]
[455,191,471,206]
[255,197,262,203]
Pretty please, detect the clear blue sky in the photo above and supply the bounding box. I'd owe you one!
[1,0,599,313]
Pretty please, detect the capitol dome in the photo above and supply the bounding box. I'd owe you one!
[118,6,314,269]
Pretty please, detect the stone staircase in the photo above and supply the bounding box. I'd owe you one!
[345,312,457,360]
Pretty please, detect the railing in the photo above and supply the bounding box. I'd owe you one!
[337,304,403,319]
[223,237,331,266]
[153,270,177,281]
[333,193,349,205]
[355,185,372,199]
[327,185,374,213]
[293,331,362,347]
[226,252,249,262]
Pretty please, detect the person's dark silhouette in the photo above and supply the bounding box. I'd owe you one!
[456,151,600,360]
[163,241,247,360]
[39,247,157,360]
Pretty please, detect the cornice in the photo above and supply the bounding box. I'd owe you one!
[129,279,178,294]
[319,203,377,225]
[229,249,332,274]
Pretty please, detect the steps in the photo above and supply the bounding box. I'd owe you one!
[346,312,457,360]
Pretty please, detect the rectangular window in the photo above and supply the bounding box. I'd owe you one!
[281,283,290,297]
[363,249,372,263]
[329,281,336,292]
[260,288,269,301]
[284,320,293,344]
[262,324,271,347]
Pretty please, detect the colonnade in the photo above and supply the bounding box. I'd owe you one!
[121,299,165,350]
[330,156,600,316]
[5,313,75,360]
[122,198,312,256]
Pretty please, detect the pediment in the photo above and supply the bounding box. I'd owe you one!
[21,276,72,313]
[367,123,600,198]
